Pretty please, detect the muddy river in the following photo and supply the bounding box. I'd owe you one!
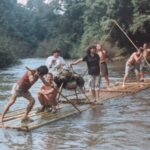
[0,58,149,150]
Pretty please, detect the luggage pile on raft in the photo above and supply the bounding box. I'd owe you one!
[54,68,85,89]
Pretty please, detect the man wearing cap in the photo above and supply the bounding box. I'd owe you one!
[45,48,65,76]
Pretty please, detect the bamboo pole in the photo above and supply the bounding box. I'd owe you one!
[57,83,81,113]
[59,92,81,113]
[111,19,150,67]
[112,20,138,50]
[101,23,115,45]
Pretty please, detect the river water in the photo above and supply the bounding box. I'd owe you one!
[0,58,149,150]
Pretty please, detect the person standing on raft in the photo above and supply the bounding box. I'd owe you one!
[1,65,48,123]
[96,43,111,89]
[70,45,101,102]
[122,47,143,88]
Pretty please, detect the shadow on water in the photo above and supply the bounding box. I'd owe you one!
[0,58,150,150]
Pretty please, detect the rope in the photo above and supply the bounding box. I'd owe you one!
[101,23,115,45]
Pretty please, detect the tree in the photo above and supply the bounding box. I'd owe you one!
[130,0,150,45]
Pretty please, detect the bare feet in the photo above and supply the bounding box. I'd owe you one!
[138,84,144,88]
[122,84,125,88]
[21,117,33,123]
[36,106,45,113]
[140,78,144,82]
[106,87,111,91]
[45,107,52,113]
[52,108,57,113]
[89,99,97,104]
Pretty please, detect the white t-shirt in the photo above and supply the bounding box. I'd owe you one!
[45,56,65,76]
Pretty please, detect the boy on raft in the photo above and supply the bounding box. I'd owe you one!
[37,73,58,113]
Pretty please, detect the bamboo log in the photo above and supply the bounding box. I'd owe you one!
[4,104,90,131]
[116,82,150,85]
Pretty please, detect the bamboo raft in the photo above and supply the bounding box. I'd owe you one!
[0,78,150,131]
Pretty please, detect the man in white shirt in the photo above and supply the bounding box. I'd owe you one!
[45,49,65,76]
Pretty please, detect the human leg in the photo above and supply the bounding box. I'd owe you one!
[1,95,17,122]
[134,65,142,87]
[37,92,46,112]
[135,64,141,81]
[47,89,58,112]
[104,75,110,89]
[89,75,96,101]
[95,76,101,101]
[122,63,133,87]
[22,92,35,121]
[38,92,46,106]
[140,60,145,81]
[122,74,128,88]
[101,62,109,88]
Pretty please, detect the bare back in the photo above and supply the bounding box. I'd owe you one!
[17,70,38,92]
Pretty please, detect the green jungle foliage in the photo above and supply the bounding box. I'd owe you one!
[0,0,150,67]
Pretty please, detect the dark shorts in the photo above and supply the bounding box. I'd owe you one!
[100,62,108,76]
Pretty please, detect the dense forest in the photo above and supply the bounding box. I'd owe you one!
[0,0,150,68]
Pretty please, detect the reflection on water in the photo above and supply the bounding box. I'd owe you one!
[0,58,150,150]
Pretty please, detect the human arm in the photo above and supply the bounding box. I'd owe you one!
[25,66,48,85]
[103,50,113,62]
[134,53,143,62]
[70,58,83,66]
[41,88,54,95]
[26,67,38,83]
[39,84,57,95]
[25,66,35,73]
[38,75,50,86]
[147,48,150,52]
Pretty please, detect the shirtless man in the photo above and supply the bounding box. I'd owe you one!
[122,47,143,87]
[1,65,48,123]
[140,43,150,81]
[96,43,110,89]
